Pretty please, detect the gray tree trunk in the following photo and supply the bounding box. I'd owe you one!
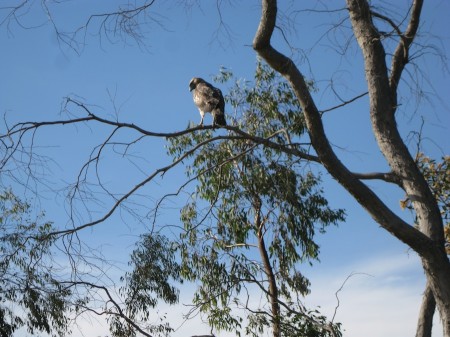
[255,198,281,337]
[252,0,450,336]
[416,283,436,337]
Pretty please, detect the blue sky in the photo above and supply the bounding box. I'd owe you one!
[1,1,449,336]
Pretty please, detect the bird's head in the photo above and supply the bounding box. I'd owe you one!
[189,77,204,91]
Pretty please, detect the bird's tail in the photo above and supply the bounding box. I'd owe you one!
[214,113,227,126]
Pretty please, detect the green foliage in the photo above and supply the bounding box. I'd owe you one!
[168,61,345,337]
[225,61,308,138]
[0,189,71,337]
[401,153,450,253]
[114,234,182,337]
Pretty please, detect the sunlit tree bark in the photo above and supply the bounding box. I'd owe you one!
[1,1,449,336]
[252,1,450,336]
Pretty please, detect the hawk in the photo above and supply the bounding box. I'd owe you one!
[189,77,226,127]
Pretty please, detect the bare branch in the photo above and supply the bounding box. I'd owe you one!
[253,0,435,257]
[331,272,372,323]
[371,10,403,37]
[62,281,156,337]
[351,171,402,186]
[319,91,368,115]
[389,0,424,102]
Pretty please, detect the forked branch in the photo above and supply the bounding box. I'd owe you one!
[389,0,424,99]
[252,0,435,257]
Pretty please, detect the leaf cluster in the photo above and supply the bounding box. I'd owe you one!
[168,61,344,336]
[0,189,71,337]
[401,153,450,253]
[114,234,182,337]
[246,307,342,337]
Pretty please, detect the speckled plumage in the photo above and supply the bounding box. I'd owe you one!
[189,77,226,127]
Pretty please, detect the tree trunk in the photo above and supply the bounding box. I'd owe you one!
[416,282,436,337]
[255,197,281,337]
[346,1,450,335]
[420,256,450,336]
[252,0,450,336]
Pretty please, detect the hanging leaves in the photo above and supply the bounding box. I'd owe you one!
[0,189,71,337]
[168,60,344,337]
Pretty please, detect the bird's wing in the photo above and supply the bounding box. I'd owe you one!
[197,83,221,105]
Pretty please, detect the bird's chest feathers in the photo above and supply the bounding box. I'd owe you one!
[193,92,215,112]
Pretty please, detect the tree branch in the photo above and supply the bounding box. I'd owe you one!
[331,272,372,323]
[319,92,368,115]
[253,0,435,258]
[62,281,155,337]
[370,10,403,37]
[347,0,445,244]
[389,0,424,100]
[351,171,402,186]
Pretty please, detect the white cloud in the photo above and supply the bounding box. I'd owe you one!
[65,251,443,337]
[304,252,444,337]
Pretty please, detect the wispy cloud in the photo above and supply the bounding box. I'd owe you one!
[67,251,443,337]
[304,251,444,337]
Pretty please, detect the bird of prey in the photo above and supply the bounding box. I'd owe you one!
[189,77,226,127]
